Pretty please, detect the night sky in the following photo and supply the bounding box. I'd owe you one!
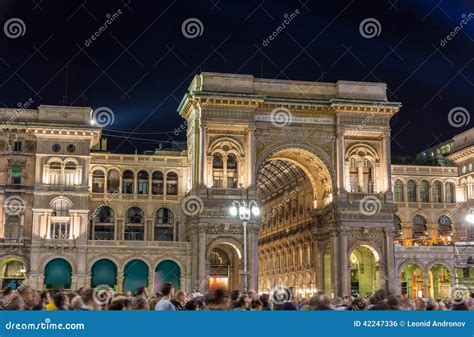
[0,0,473,155]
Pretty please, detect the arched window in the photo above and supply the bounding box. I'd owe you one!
[432,181,442,203]
[52,199,69,217]
[166,172,178,195]
[407,180,417,202]
[362,159,374,193]
[445,182,455,203]
[48,161,62,185]
[122,170,134,194]
[349,158,358,192]
[4,215,21,239]
[92,206,115,240]
[212,154,224,188]
[438,215,452,236]
[412,215,427,238]
[152,171,164,195]
[107,170,120,193]
[394,180,404,202]
[226,154,238,188]
[420,181,429,203]
[64,161,78,186]
[124,207,144,241]
[50,199,70,239]
[92,170,105,193]
[137,171,149,195]
[154,208,174,241]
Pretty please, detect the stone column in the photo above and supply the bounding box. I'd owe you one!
[247,126,255,187]
[423,274,429,299]
[331,231,339,297]
[382,132,392,193]
[384,228,396,294]
[248,223,259,291]
[336,128,345,192]
[314,239,324,291]
[198,121,207,186]
[339,227,350,296]
[116,271,124,292]
[197,224,207,282]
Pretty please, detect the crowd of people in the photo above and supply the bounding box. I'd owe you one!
[1,283,473,311]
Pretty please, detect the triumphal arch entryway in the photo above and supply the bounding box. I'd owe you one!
[178,72,400,297]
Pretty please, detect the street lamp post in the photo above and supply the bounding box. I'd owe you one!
[229,200,260,294]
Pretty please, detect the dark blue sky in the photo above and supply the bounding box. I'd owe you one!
[1,0,473,155]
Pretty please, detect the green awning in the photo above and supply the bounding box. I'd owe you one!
[91,259,117,288]
[154,260,180,292]
[44,259,72,289]
[123,260,148,293]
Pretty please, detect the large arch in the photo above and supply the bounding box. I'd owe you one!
[256,143,335,207]
[399,262,425,299]
[349,245,380,297]
[206,237,243,293]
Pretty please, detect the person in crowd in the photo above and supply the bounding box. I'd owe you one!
[206,288,228,310]
[260,293,272,310]
[155,283,175,311]
[53,292,69,310]
[171,290,186,310]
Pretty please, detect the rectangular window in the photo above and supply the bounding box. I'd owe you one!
[11,165,22,184]
[13,141,22,152]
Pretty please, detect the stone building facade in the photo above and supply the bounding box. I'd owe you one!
[0,73,472,300]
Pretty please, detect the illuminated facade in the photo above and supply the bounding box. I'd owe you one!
[0,73,473,299]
